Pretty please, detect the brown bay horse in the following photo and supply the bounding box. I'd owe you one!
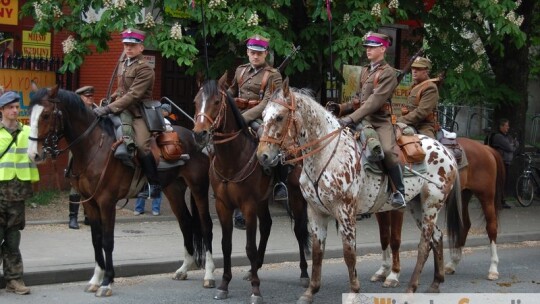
[372,137,505,288]
[192,79,310,304]
[27,87,215,296]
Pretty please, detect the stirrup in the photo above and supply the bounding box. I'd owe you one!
[390,191,406,209]
[273,182,288,202]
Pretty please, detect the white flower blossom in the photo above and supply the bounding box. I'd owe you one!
[103,0,113,9]
[280,22,288,30]
[247,12,259,27]
[371,3,381,18]
[53,6,63,18]
[472,60,482,71]
[86,11,98,24]
[388,0,399,10]
[130,0,143,5]
[170,23,183,40]
[114,0,127,9]
[33,3,46,22]
[208,0,226,9]
[343,13,350,23]
[143,13,155,28]
[62,36,77,54]
[454,64,464,74]
[272,2,281,9]
[515,15,524,27]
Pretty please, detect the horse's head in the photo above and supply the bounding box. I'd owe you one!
[257,78,300,167]
[27,86,64,163]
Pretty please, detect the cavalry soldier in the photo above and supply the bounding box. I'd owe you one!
[397,57,439,139]
[92,28,161,199]
[227,34,284,229]
[0,91,40,295]
[338,32,405,209]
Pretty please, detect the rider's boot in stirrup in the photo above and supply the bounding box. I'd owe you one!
[388,165,406,209]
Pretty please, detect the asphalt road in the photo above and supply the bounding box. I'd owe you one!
[3,241,539,304]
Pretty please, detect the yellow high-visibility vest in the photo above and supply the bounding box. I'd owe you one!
[0,124,40,182]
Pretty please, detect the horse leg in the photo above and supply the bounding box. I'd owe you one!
[372,212,391,283]
[95,205,116,297]
[291,189,310,287]
[385,210,403,288]
[298,211,330,304]
[444,191,472,276]
[479,193,499,280]
[405,201,434,293]
[426,225,445,293]
[338,213,360,293]
[242,204,265,304]
[84,205,104,293]
[214,199,233,300]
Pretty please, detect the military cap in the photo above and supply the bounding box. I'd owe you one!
[161,103,171,113]
[411,56,432,70]
[246,35,269,52]
[0,91,20,107]
[121,28,146,44]
[75,86,95,96]
[363,32,391,48]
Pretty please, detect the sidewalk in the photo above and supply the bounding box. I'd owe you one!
[15,199,540,287]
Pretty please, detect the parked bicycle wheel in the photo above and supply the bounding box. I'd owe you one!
[515,174,535,207]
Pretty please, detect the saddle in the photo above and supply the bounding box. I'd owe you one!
[437,129,465,166]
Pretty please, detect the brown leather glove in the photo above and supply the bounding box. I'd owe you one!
[338,116,355,128]
[326,102,341,116]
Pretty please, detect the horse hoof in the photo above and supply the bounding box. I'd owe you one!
[243,272,253,281]
[204,279,216,288]
[383,279,399,288]
[173,272,188,280]
[487,272,499,281]
[300,277,310,288]
[213,289,228,300]
[297,295,313,304]
[85,284,99,293]
[425,286,440,293]
[251,294,263,304]
[370,274,386,282]
[95,286,112,297]
[444,266,456,275]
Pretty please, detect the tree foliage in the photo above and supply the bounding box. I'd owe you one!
[21,0,535,105]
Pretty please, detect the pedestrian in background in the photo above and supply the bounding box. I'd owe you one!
[134,192,162,216]
[0,91,40,295]
[67,86,96,229]
[488,118,518,209]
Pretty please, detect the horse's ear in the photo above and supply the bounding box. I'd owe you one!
[49,85,59,98]
[282,78,290,97]
[218,70,229,90]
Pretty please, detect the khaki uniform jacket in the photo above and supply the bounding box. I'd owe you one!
[397,80,439,138]
[108,54,155,116]
[228,63,282,123]
[349,60,397,124]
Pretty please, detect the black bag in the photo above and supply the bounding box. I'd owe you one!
[140,100,166,132]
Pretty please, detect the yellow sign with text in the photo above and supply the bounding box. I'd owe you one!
[0,0,18,25]
[22,30,52,58]
[0,70,56,125]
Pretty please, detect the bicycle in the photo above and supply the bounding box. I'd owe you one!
[515,152,540,207]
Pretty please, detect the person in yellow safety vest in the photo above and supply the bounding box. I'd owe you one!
[0,91,40,295]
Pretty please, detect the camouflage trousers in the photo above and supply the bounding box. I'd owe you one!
[0,200,26,280]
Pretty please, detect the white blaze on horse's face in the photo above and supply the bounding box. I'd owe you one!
[196,91,209,125]
[27,105,44,163]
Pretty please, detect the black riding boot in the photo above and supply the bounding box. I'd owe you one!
[137,153,162,199]
[273,164,290,202]
[388,165,406,209]
[68,194,80,229]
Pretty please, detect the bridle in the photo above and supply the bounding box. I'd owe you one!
[195,89,241,144]
[28,96,100,159]
[259,91,342,165]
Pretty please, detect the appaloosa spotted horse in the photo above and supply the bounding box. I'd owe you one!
[256,80,463,303]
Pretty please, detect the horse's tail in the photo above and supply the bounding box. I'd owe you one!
[491,147,506,212]
[446,172,464,249]
[189,193,205,268]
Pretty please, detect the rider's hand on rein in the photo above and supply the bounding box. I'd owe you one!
[93,106,112,117]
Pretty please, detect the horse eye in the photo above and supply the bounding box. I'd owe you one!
[41,113,50,120]
[276,115,283,122]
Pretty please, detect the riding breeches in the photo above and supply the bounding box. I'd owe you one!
[368,119,398,168]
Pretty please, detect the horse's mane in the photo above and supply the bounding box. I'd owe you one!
[202,80,252,139]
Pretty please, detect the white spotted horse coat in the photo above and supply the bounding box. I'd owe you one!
[256,80,462,304]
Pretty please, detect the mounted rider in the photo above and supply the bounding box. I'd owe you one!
[92,28,161,199]
[227,34,285,228]
[337,32,406,209]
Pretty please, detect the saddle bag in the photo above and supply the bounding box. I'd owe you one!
[156,131,183,161]
[397,135,426,164]
[439,137,463,164]
[140,100,166,132]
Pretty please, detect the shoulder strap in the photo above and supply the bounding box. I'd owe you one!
[259,70,271,99]
[0,130,19,160]
[237,66,249,88]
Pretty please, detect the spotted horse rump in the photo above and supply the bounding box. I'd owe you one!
[256,79,463,303]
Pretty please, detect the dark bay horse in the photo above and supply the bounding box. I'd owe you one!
[371,137,505,288]
[192,79,310,304]
[27,87,215,296]
[257,80,463,303]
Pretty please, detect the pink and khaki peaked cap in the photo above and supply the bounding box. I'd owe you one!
[246,35,269,51]
[121,28,146,44]
[363,32,391,48]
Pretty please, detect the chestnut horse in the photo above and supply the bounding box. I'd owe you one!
[192,79,310,304]
[370,137,505,288]
[257,80,463,303]
[27,87,215,296]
